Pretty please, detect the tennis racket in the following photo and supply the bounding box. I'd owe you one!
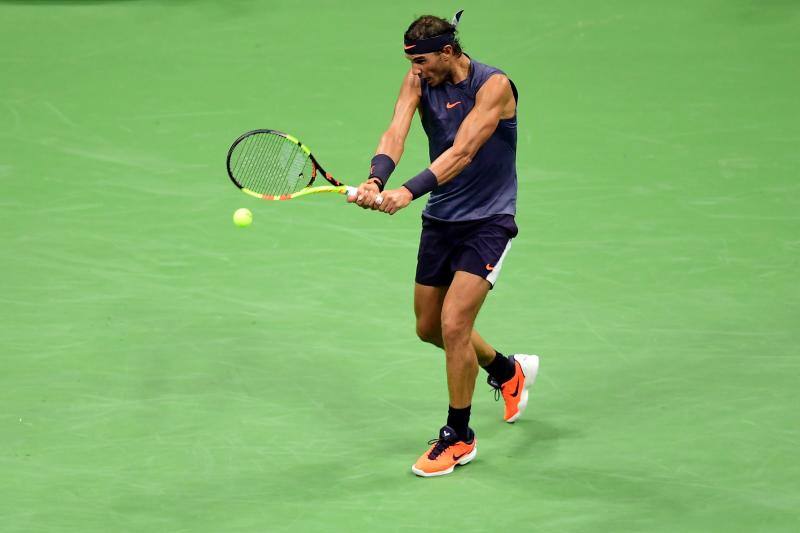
[226,129,383,204]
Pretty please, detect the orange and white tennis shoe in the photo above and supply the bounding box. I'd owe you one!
[488,354,540,423]
[411,426,477,477]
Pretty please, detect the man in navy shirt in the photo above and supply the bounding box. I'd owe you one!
[350,12,540,477]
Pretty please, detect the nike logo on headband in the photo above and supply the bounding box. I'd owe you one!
[404,44,416,50]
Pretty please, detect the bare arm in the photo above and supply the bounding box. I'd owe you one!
[375,68,421,164]
[350,69,420,208]
[428,74,513,184]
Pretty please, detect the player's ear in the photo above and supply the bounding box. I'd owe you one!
[441,45,453,60]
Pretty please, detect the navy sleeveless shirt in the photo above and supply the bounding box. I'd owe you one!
[419,57,518,222]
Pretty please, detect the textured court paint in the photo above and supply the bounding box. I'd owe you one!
[1,1,799,532]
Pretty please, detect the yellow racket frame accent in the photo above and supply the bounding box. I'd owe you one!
[241,185,354,201]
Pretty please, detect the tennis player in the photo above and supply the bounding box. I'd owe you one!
[349,12,540,477]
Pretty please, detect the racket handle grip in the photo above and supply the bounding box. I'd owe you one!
[345,186,384,206]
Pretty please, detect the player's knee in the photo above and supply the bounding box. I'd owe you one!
[416,321,443,346]
[440,313,470,346]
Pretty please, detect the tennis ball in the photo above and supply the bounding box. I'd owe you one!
[233,208,253,227]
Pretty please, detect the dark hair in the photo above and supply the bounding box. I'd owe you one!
[404,15,463,56]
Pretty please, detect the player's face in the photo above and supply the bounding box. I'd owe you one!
[407,52,449,86]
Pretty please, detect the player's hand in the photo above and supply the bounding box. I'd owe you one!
[347,180,381,210]
[377,187,413,215]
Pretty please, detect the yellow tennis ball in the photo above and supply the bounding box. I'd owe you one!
[233,208,253,227]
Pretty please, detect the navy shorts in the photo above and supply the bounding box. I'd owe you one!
[415,214,518,289]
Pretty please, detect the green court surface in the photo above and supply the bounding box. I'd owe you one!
[2,1,798,531]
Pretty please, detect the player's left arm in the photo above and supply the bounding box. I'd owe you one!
[428,74,512,184]
[378,74,514,214]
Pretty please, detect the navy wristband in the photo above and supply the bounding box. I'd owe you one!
[402,168,438,200]
[369,154,396,190]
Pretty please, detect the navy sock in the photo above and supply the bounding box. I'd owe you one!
[482,351,516,384]
[446,405,472,441]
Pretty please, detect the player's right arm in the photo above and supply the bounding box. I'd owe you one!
[375,69,420,165]
[350,69,421,209]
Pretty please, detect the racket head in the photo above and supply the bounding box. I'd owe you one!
[227,129,318,199]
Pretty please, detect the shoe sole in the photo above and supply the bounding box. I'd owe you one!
[506,354,540,423]
[411,446,478,477]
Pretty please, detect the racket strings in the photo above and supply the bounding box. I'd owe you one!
[230,133,314,196]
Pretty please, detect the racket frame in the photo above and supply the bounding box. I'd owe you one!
[226,129,353,201]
